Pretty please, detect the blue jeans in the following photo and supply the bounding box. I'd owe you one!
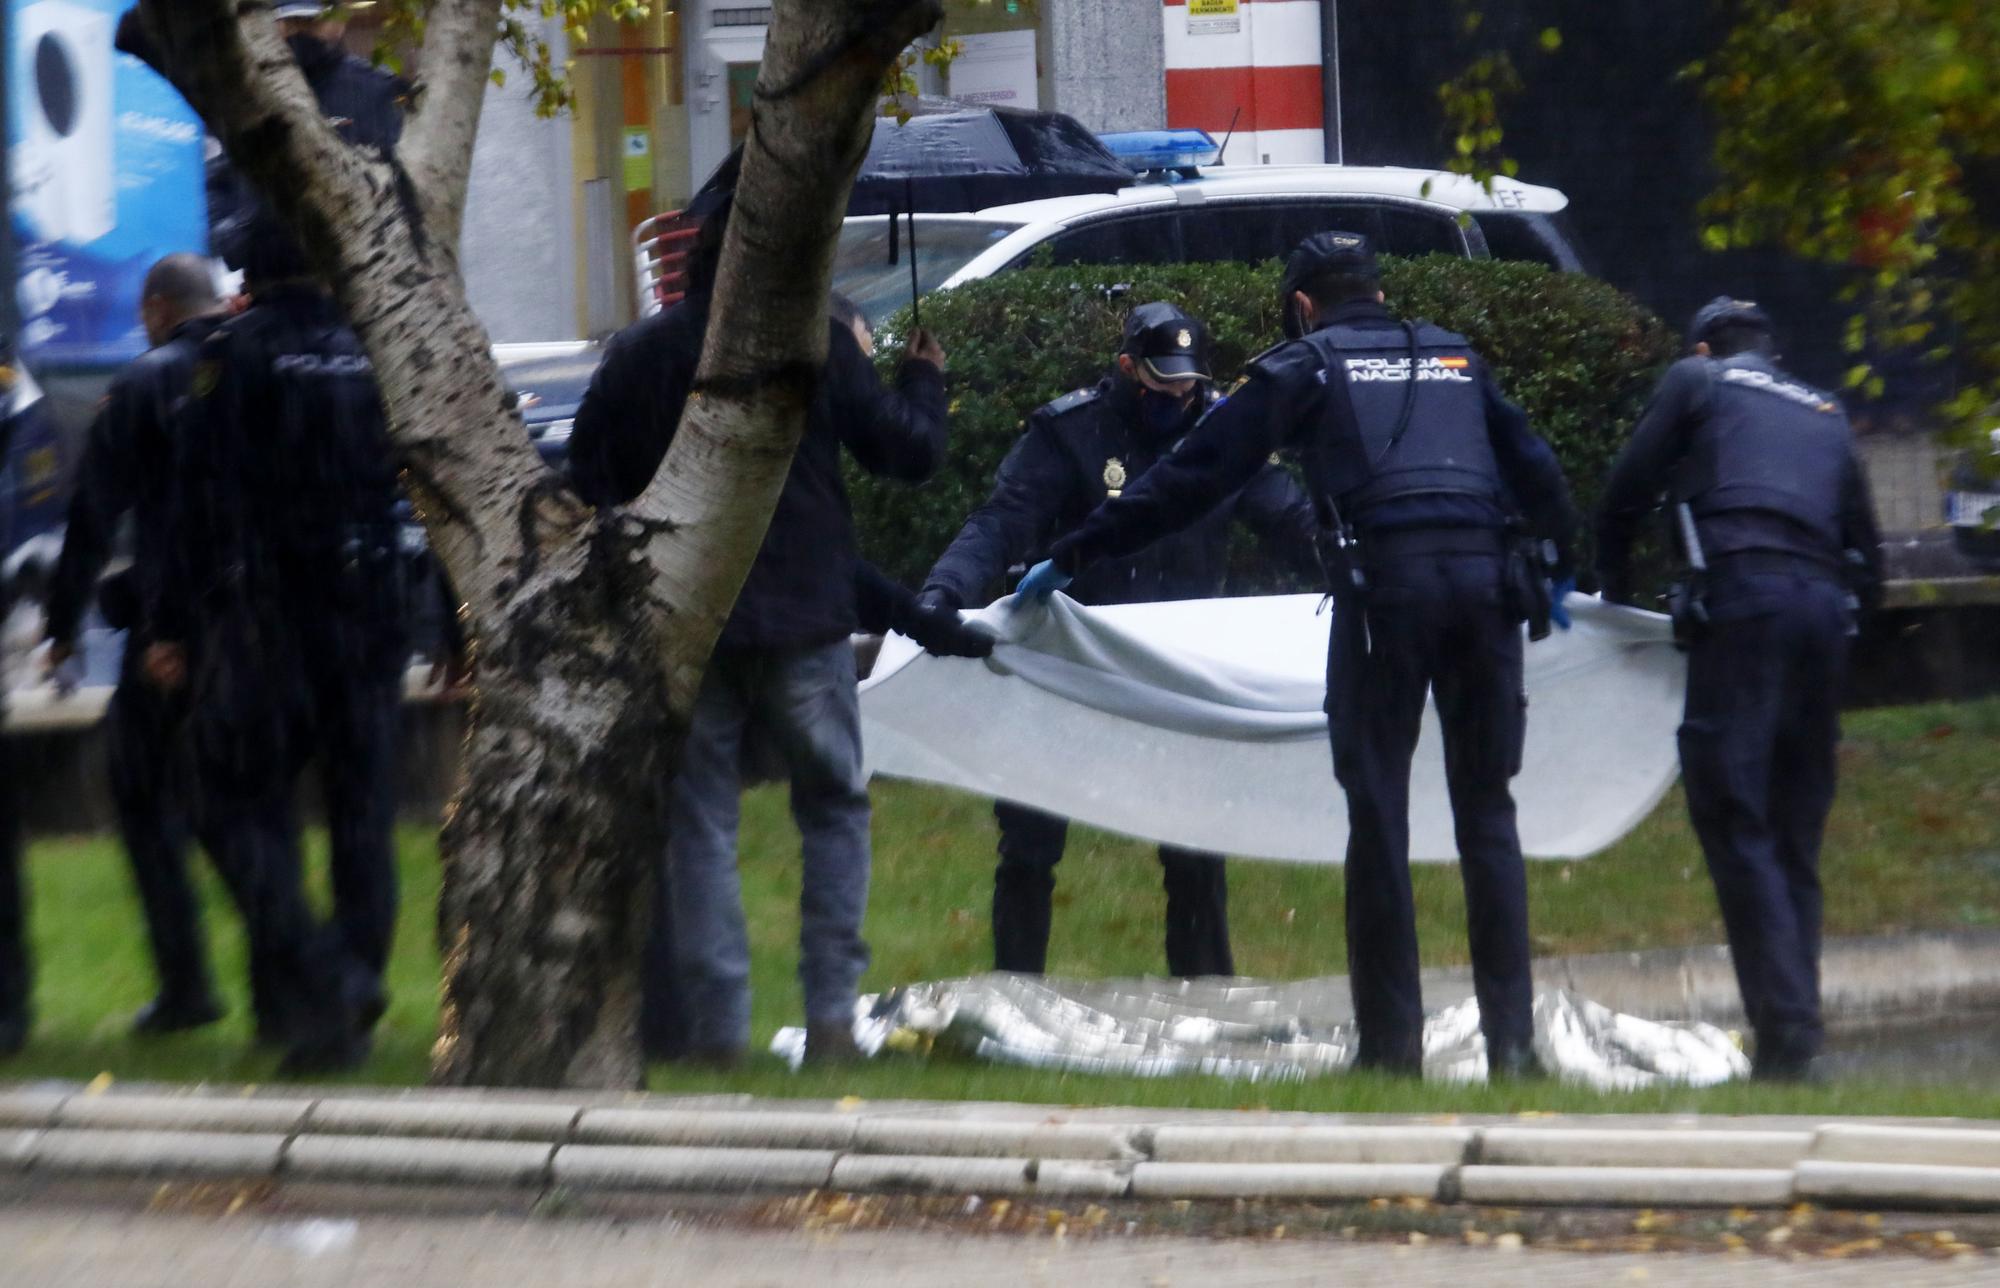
[658,640,872,1051]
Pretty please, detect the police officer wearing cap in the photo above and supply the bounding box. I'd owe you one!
[1597,298,1882,1081]
[921,302,1318,979]
[1017,236,1576,1075]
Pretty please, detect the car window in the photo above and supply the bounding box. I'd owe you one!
[831,217,1020,324]
[1180,200,1469,266]
[1042,211,1183,266]
[1375,206,1468,258]
[1470,210,1584,271]
[1179,202,1294,265]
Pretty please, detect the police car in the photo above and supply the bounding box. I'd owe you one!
[825,131,1586,324]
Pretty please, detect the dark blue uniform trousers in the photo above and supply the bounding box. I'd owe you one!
[0,729,26,1039]
[108,645,223,1011]
[1327,549,1532,1071]
[1679,568,1850,1072]
[992,800,1234,978]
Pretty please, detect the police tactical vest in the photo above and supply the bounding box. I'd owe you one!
[1300,321,1503,516]
[1677,356,1851,550]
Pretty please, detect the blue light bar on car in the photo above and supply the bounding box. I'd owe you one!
[1097,129,1222,174]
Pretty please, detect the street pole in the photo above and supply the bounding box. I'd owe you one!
[1320,0,1343,165]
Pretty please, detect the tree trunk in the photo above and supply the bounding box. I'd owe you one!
[129,0,940,1087]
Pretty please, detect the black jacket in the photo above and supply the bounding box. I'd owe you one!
[924,373,1319,608]
[1596,353,1884,605]
[46,315,224,648]
[1051,305,1575,578]
[568,294,948,650]
[154,288,406,679]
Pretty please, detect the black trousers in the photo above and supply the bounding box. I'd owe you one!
[107,652,220,1009]
[1327,550,1531,1071]
[1680,569,1851,1071]
[992,799,1234,978]
[195,667,401,1038]
[0,729,26,1032]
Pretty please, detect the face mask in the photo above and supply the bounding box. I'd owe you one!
[1140,388,1192,438]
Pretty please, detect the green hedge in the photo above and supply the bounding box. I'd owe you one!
[854,257,1679,594]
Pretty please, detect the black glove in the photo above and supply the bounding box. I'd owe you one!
[895,596,994,659]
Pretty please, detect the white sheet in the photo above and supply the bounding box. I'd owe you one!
[860,593,1685,863]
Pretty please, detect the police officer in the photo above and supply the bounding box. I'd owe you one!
[147,270,408,1074]
[920,302,1318,978]
[1018,234,1576,1076]
[1597,298,1882,1081]
[0,333,48,1057]
[43,255,232,1037]
[120,3,405,280]
[570,195,954,1068]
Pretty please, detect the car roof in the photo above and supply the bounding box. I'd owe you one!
[949,165,1568,226]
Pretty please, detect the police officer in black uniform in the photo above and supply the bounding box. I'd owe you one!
[120,2,405,279]
[147,270,408,1074]
[0,332,48,1057]
[44,255,232,1036]
[1597,298,1882,1081]
[920,302,1318,978]
[1019,234,1576,1076]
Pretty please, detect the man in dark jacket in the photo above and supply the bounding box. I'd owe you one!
[44,255,231,1036]
[920,302,1318,978]
[1018,235,1577,1076]
[1597,298,1882,1081]
[147,279,408,1075]
[0,333,50,1057]
[569,204,952,1066]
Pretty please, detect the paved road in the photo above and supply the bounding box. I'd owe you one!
[2,1209,1995,1288]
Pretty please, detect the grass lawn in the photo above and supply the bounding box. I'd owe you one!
[7,697,2000,1118]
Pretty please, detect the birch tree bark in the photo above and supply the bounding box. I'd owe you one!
[126,0,942,1088]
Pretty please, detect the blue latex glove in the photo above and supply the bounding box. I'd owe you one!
[1015,559,1073,604]
[1549,576,1576,631]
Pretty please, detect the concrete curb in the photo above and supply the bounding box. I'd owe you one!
[1130,1162,1447,1201]
[1457,1165,1795,1208]
[9,1085,2000,1208]
[1476,1127,1812,1170]
[284,1135,554,1188]
[553,1145,837,1193]
[1797,1161,2000,1208]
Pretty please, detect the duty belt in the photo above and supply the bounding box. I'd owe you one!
[1359,527,1508,562]
[1704,549,1842,581]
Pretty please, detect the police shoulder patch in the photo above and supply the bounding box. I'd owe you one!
[191,360,223,399]
[1044,386,1100,417]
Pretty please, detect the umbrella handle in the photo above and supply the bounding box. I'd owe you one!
[906,180,921,332]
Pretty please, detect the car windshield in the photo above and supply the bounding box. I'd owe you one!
[832,217,1021,325]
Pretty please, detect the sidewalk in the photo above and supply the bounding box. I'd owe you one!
[10,1081,2000,1211]
[5,1207,1997,1288]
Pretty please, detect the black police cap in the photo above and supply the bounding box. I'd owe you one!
[1121,301,1210,382]
[1688,296,1773,348]
[1282,231,1379,294]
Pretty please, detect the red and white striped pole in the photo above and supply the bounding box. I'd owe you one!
[1162,0,1326,166]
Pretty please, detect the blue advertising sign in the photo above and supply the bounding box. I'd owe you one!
[7,0,207,367]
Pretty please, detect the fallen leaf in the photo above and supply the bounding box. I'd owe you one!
[84,1072,113,1096]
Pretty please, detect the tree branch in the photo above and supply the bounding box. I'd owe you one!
[401,0,508,252]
